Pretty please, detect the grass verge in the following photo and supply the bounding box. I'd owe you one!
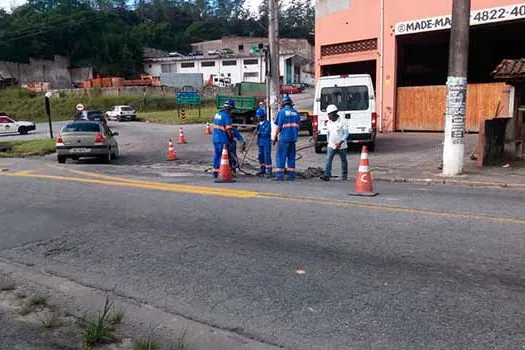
[0,139,56,157]
[0,87,215,123]
[140,106,217,125]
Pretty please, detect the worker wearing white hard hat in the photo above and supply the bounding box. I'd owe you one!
[320,104,349,181]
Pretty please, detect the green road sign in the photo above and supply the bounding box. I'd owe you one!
[176,91,201,106]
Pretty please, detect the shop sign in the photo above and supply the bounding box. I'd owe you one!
[395,3,525,36]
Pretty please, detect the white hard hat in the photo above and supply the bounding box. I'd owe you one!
[326,104,338,114]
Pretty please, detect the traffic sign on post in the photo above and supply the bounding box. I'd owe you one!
[180,109,187,119]
[176,91,201,106]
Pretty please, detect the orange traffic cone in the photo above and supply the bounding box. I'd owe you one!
[215,145,235,183]
[167,138,177,161]
[205,122,212,135]
[177,127,187,144]
[349,146,378,197]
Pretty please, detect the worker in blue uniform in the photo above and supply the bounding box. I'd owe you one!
[212,98,235,178]
[273,95,300,181]
[255,107,272,177]
[256,102,266,120]
[229,125,245,176]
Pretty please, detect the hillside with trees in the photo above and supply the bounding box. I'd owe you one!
[0,0,314,78]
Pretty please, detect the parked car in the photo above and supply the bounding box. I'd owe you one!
[188,51,203,56]
[105,105,137,122]
[0,112,36,135]
[298,110,314,136]
[55,121,119,164]
[280,85,301,94]
[167,51,184,57]
[207,50,219,56]
[74,110,107,124]
[291,83,305,92]
[219,48,234,55]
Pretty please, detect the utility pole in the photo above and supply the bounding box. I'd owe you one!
[44,92,53,139]
[442,0,471,176]
[268,0,280,131]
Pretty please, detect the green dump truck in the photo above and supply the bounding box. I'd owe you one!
[216,82,266,129]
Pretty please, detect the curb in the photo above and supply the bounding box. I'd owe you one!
[0,258,281,350]
[374,175,525,189]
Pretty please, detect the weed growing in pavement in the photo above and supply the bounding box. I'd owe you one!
[39,310,64,329]
[169,328,188,350]
[134,324,161,350]
[19,294,47,315]
[0,276,16,291]
[78,296,123,348]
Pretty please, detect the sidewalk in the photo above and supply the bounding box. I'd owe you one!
[256,132,525,189]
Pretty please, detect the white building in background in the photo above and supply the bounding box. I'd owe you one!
[143,52,311,86]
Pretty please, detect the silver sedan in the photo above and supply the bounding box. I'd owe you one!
[55,121,119,164]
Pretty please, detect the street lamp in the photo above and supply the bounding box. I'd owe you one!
[44,91,53,139]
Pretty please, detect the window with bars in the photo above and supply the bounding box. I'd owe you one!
[181,62,195,68]
[321,39,377,57]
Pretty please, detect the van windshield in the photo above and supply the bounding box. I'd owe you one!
[320,86,369,112]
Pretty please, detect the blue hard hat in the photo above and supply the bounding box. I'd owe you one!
[282,95,293,105]
[224,98,236,108]
[256,108,265,118]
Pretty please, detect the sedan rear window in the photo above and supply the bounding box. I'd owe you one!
[62,123,101,132]
[320,86,369,112]
[121,107,134,111]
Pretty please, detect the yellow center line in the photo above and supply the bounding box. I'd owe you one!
[3,169,525,226]
[1,172,259,199]
[256,193,525,226]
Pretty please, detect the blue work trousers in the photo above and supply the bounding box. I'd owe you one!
[258,144,272,174]
[229,142,239,171]
[213,142,228,178]
[275,141,296,181]
[325,147,348,178]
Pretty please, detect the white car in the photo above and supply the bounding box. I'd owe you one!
[105,105,137,122]
[0,113,36,135]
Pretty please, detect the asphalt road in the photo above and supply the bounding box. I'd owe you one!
[1,163,525,349]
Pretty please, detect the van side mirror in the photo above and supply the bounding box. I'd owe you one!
[315,98,321,102]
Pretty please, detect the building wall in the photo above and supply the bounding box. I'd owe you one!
[144,55,299,86]
[316,0,525,132]
[0,55,77,89]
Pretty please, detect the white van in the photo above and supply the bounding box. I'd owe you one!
[312,74,377,153]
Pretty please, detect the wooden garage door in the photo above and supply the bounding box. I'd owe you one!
[396,83,507,132]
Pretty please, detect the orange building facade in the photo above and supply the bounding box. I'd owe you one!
[315,0,525,132]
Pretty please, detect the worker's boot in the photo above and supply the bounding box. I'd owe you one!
[256,166,266,177]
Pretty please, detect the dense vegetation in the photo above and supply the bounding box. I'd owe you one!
[0,0,314,78]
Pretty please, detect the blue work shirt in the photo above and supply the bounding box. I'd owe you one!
[257,120,271,146]
[213,109,233,144]
[275,105,300,142]
[256,106,266,117]
[231,127,244,143]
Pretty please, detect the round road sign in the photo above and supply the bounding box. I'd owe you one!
[76,103,84,111]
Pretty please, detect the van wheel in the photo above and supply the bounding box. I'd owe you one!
[314,143,323,154]
[367,142,376,152]
[57,155,66,164]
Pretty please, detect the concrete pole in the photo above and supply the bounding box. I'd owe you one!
[268,0,280,134]
[442,0,471,176]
